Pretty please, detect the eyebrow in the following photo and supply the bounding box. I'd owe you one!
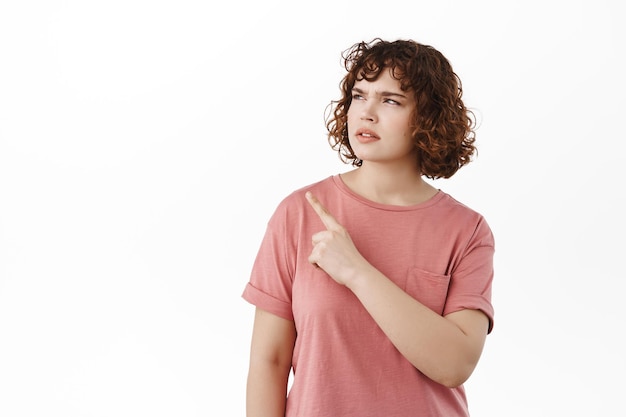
[352,87,408,99]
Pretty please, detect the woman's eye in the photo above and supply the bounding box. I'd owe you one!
[352,94,364,100]
[384,99,400,105]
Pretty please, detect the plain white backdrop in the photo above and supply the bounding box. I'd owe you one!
[1,0,625,415]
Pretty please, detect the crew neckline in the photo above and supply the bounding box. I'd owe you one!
[331,174,445,212]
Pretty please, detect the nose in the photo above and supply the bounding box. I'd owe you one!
[360,101,377,123]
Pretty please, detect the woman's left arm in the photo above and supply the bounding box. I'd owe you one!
[306,192,489,388]
[346,265,489,388]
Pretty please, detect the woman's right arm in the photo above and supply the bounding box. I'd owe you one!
[246,307,296,417]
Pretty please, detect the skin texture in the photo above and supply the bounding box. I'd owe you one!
[245,69,489,416]
[246,309,296,417]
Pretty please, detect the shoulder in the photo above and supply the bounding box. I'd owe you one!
[437,192,494,246]
[268,176,337,223]
[437,192,487,221]
[276,176,337,210]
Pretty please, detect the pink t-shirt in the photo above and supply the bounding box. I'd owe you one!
[242,175,495,417]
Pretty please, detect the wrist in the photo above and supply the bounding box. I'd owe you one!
[344,260,376,292]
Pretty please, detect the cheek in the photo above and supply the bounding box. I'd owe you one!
[346,110,358,135]
[346,107,357,123]
[398,115,414,137]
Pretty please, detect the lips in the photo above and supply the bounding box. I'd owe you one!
[355,128,380,144]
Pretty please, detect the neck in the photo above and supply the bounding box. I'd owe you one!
[341,162,437,206]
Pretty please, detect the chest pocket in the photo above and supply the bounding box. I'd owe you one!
[403,268,451,315]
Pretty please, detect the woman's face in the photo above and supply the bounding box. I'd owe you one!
[347,68,417,168]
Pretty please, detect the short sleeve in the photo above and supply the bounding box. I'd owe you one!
[241,202,295,321]
[443,216,495,333]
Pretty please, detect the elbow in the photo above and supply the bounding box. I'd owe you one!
[430,346,483,388]
[429,363,476,389]
[438,373,470,389]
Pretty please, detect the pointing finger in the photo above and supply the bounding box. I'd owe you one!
[305,191,341,231]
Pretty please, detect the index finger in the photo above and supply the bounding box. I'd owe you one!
[305,191,341,231]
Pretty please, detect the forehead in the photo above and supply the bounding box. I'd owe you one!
[354,67,406,91]
[351,67,416,108]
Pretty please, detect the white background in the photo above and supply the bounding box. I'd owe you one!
[1,0,625,416]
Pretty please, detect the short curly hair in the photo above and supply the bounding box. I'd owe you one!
[325,38,477,179]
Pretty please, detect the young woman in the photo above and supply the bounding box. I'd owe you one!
[242,38,495,417]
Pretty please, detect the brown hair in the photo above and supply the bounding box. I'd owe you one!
[325,38,477,179]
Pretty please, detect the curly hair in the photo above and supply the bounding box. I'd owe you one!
[325,38,477,179]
